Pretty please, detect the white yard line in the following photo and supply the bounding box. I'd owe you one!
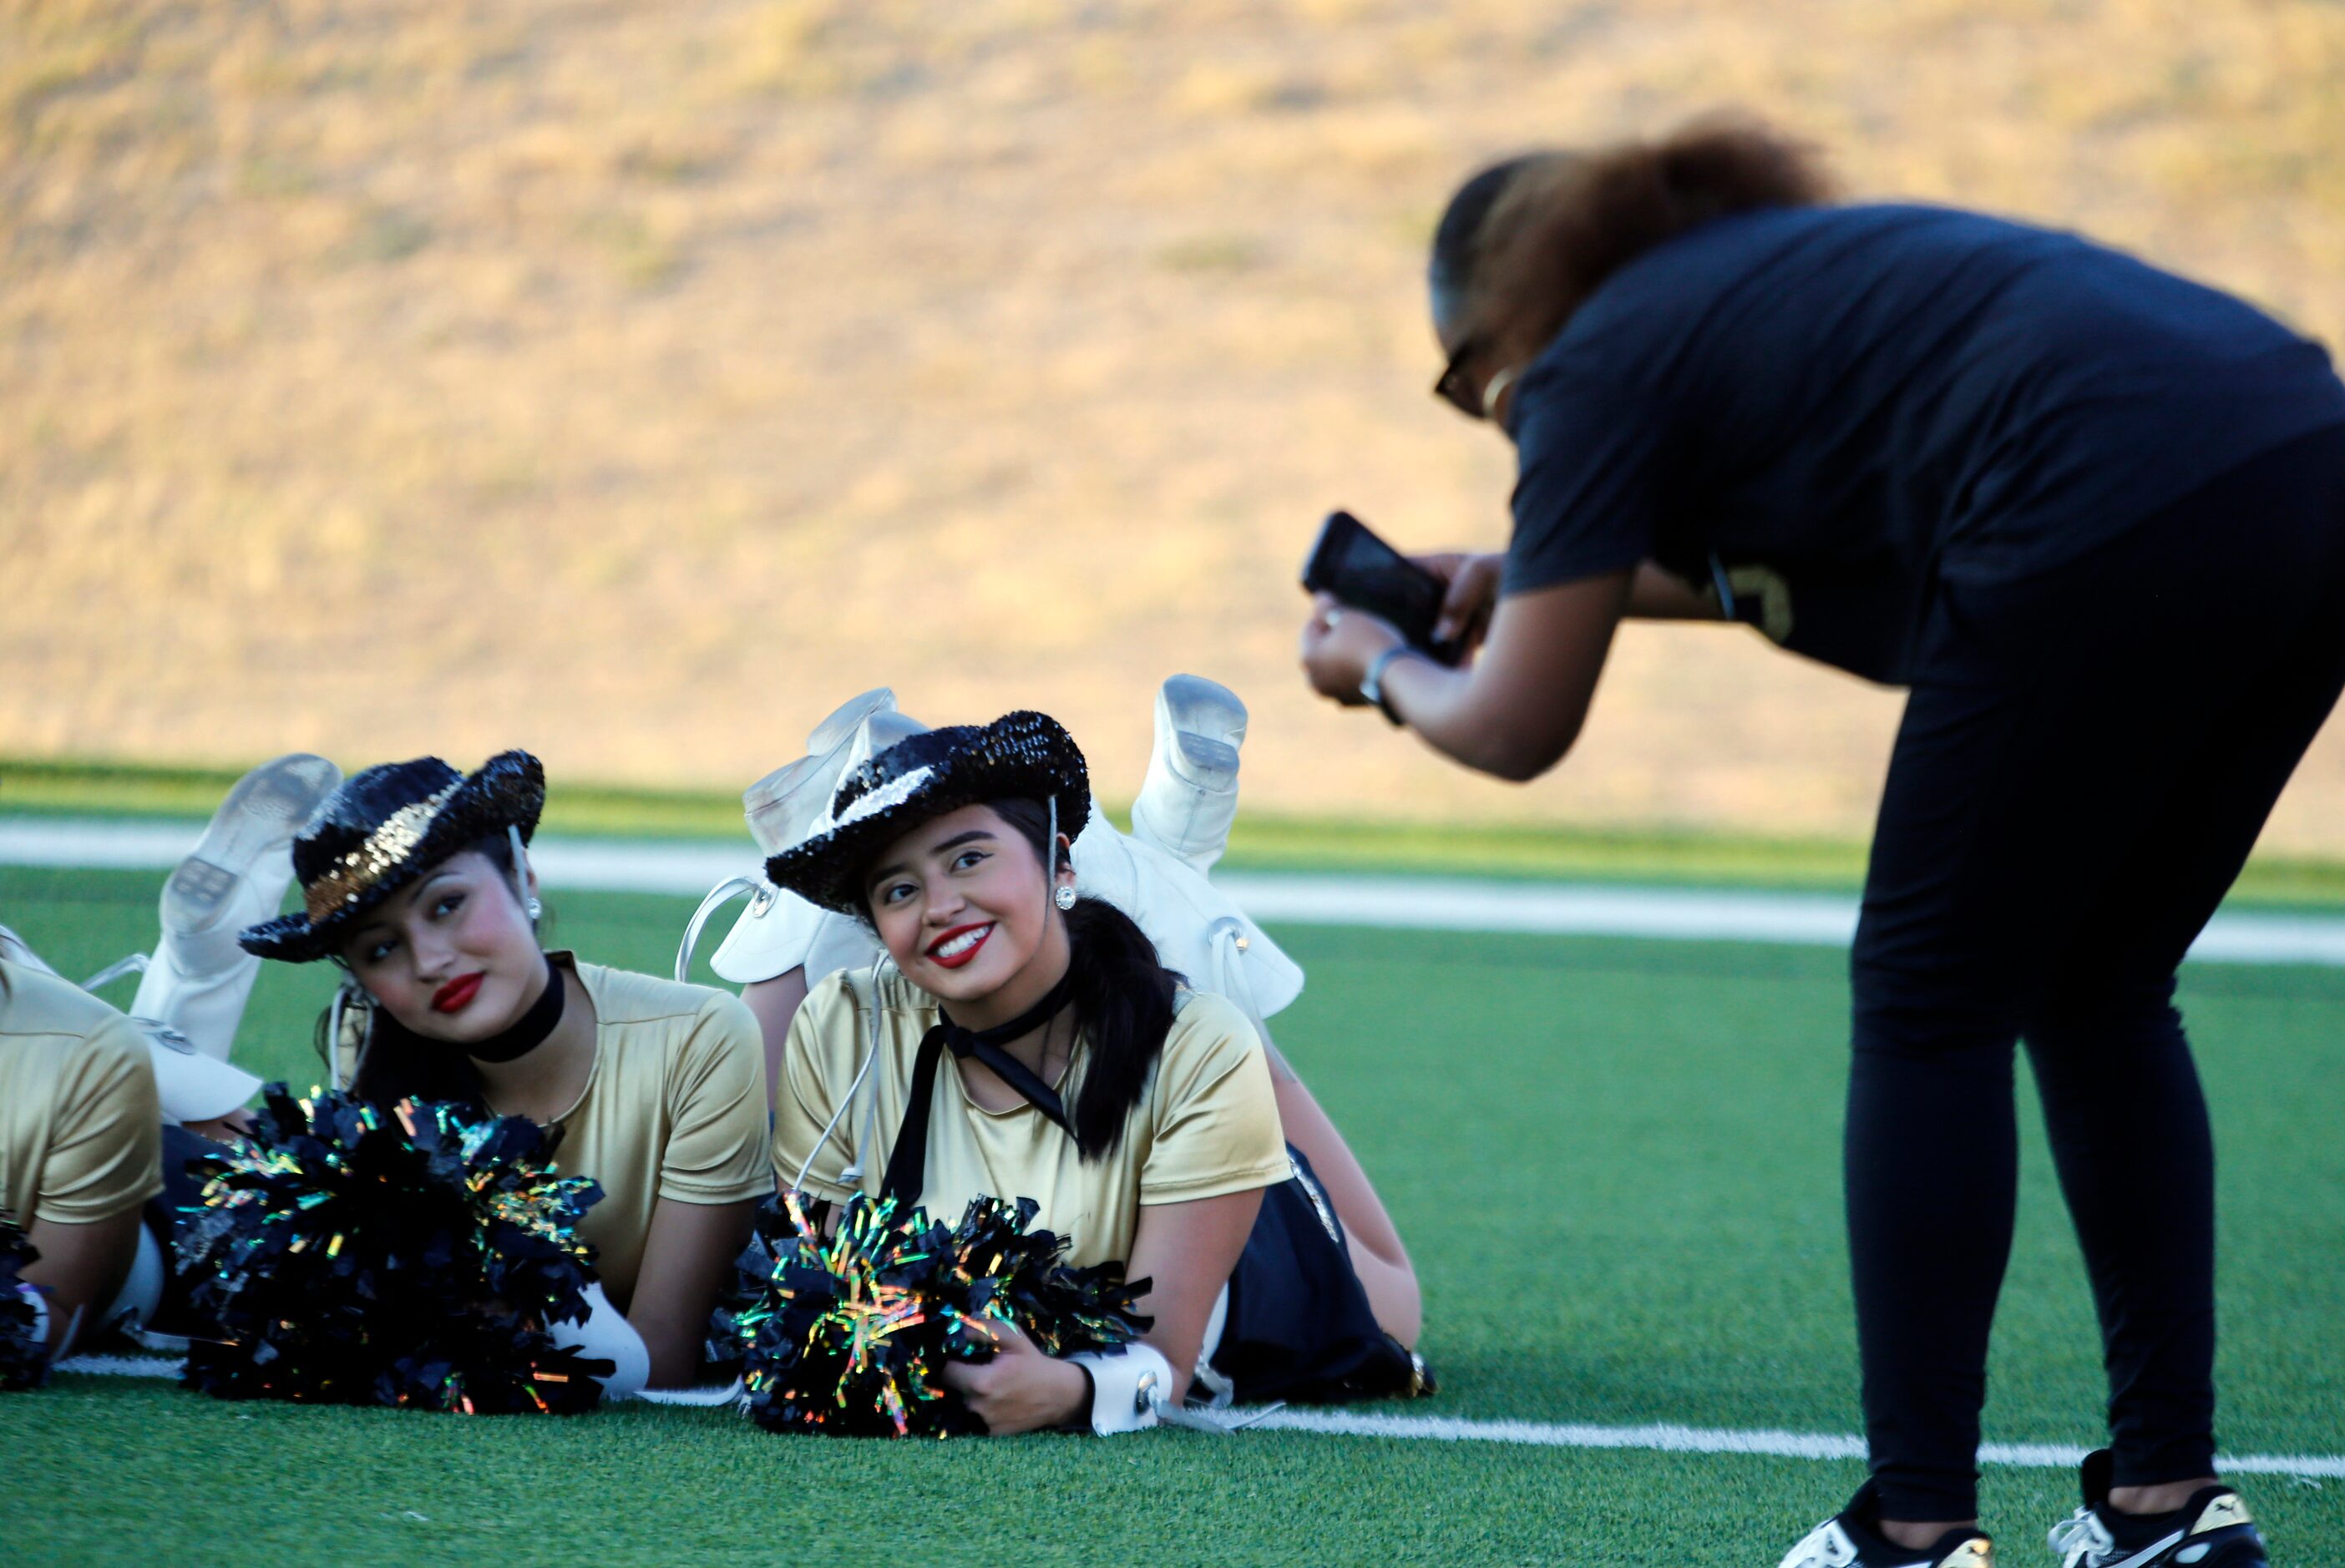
[46,1353,2345,1476]
[10,816,2345,964]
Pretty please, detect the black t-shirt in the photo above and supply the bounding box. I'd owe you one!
[1502,203,2345,682]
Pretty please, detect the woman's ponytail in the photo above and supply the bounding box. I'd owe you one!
[1060,895,1178,1160]
[1439,115,1831,371]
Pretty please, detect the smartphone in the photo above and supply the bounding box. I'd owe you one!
[1301,510,1465,666]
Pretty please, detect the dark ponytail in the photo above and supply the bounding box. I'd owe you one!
[348,1003,489,1110]
[985,798,1182,1162]
[1435,115,1830,370]
[343,832,525,1111]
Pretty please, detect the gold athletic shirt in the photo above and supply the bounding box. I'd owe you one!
[533,955,773,1308]
[774,967,1289,1269]
[0,958,162,1227]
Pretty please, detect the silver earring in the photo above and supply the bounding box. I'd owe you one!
[526,897,544,920]
[1054,885,1076,912]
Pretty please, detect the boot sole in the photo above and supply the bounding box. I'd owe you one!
[160,753,342,938]
[1160,675,1248,751]
[1159,675,1248,792]
[803,687,897,753]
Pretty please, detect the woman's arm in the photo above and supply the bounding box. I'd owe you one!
[23,1211,144,1358]
[1122,1186,1264,1401]
[940,1185,1265,1433]
[1301,569,1633,781]
[741,969,811,1108]
[1627,559,1723,620]
[626,1195,759,1388]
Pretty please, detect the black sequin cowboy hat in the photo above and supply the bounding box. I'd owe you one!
[240,751,546,963]
[762,711,1090,916]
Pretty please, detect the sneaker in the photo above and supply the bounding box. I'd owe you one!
[129,752,342,1060]
[1128,675,1248,875]
[1780,1483,1996,1567]
[2047,1452,2266,1568]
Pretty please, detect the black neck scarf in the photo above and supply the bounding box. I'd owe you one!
[463,953,569,1064]
[881,968,1076,1204]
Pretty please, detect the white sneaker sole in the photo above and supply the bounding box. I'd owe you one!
[160,753,342,939]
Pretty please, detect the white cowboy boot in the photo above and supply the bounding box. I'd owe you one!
[1128,675,1248,875]
[129,753,342,1061]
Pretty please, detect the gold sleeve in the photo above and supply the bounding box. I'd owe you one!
[35,1014,165,1224]
[769,972,862,1203]
[1136,994,1291,1206]
[653,992,775,1206]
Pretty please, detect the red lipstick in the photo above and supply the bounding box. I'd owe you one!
[924,923,994,970]
[432,972,486,1014]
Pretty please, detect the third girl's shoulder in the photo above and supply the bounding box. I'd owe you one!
[799,964,934,1023]
[1154,989,1267,1087]
[789,964,936,1055]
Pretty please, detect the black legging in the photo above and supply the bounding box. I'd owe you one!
[1846,422,2345,1521]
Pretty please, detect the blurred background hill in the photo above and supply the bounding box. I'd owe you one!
[9,0,2345,852]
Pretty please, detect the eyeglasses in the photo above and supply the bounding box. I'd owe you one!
[1432,337,1487,419]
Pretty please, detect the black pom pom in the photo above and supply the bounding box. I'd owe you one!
[0,1215,47,1391]
[737,1191,1151,1438]
[176,1084,610,1414]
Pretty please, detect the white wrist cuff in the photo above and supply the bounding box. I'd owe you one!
[17,1282,52,1358]
[546,1282,651,1399]
[1066,1343,1175,1434]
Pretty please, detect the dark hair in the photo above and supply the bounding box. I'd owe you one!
[1429,155,1535,320]
[343,832,526,1110]
[890,797,1181,1162]
[1432,116,1830,367]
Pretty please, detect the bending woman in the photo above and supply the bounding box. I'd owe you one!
[763,711,1426,1434]
[1296,118,2332,1566]
[239,751,773,1390]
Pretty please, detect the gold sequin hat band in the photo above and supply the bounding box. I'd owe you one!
[239,750,546,964]
[762,710,1090,916]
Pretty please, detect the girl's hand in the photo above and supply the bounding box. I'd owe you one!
[1299,592,1404,706]
[1411,550,1505,651]
[942,1318,1091,1434]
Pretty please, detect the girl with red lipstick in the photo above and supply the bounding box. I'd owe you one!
[763,712,1427,1434]
[238,751,773,1392]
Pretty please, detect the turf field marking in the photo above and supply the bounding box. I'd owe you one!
[9,817,2345,965]
[56,1353,178,1379]
[1248,1409,2345,1479]
[50,1354,2345,1478]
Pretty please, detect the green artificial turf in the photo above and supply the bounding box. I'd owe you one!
[3,867,2341,1565]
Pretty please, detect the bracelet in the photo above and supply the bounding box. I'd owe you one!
[1360,645,1418,727]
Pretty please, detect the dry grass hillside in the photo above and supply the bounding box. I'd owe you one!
[9,0,2345,851]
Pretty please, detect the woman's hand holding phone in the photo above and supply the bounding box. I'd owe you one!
[1413,550,1505,655]
[1299,592,1404,705]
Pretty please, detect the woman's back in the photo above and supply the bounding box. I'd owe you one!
[1510,203,2345,676]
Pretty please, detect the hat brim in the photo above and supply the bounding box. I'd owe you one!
[240,751,546,964]
[145,1030,263,1123]
[762,711,1089,917]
